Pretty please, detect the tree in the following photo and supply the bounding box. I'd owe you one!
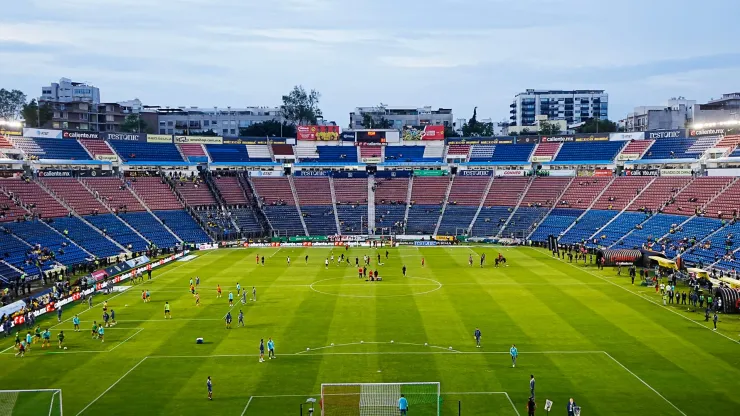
[461,107,494,137]
[191,129,218,136]
[119,114,149,133]
[359,113,393,129]
[538,121,562,135]
[443,125,460,138]
[576,118,617,134]
[0,89,27,120]
[239,120,296,138]
[520,128,533,135]
[280,85,322,125]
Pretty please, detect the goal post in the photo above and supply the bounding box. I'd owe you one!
[0,389,63,416]
[320,382,440,416]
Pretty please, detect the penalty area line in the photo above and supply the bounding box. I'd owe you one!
[76,356,148,416]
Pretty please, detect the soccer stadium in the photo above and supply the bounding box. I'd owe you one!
[1,124,740,415]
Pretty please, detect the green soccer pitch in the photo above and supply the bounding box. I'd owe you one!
[1,246,738,415]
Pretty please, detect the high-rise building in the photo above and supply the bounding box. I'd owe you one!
[509,89,608,126]
[349,106,453,130]
[41,78,100,104]
[620,97,695,132]
[693,93,740,125]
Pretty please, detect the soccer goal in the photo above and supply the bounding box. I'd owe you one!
[0,389,63,416]
[321,382,440,416]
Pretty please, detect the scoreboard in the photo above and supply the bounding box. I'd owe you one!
[356,130,387,145]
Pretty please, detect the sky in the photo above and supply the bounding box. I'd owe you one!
[1,0,739,127]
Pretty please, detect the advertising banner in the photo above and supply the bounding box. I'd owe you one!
[293,170,330,177]
[459,170,493,176]
[414,241,437,246]
[101,132,146,142]
[247,170,285,177]
[495,169,525,177]
[689,128,739,137]
[625,169,659,177]
[413,169,446,177]
[78,169,113,177]
[447,137,515,145]
[547,170,576,177]
[593,169,613,177]
[515,136,541,144]
[401,125,445,141]
[23,128,63,139]
[541,135,575,143]
[660,168,693,177]
[146,134,173,143]
[617,153,640,161]
[297,125,340,141]
[610,132,645,141]
[575,134,610,142]
[37,170,73,178]
[0,128,22,136]
[531,155,552,163]
[174,135,223,144]
[63,130,100,140]
[645,129,686,140]
[223,137,287,145]
[96,154,119,162]
[289,236,329,242]
[361,157,382,164]
[340,131,356,141]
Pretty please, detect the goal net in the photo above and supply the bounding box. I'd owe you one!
[0,389,63,416]
[321,382,440,416]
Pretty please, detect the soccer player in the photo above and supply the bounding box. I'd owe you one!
[287,256,290,265]
[402,265,407,277]
[228,291,234,306]
[256,255,260,265]
[567,398,577,416]
[25,332,32,350]
[147,269,152,280]
[42,328,51,349]
[190,283,196,296]
[330,254,334,263]
[146,289,151,302]
[358,267,363,279]
[164,302,171,319]
[261,256,265,266]
[238,310,245,327]
[241,291,247,305]
[189,277,194,288]
[92,321,99,339]
[207,376,213,400]
[34,325,41,344]
[98,325,104,342]
[142,290,147,303]
[252,286,257,302]
[103,311,110,328]
[325,258,329,269]
[510,344,518,367]
[474,328,482,348]
[217,285,222,298]
[355,257,359,266]
[377,254,381,264]
[267,337,275,359]
[305,255,309,264]
[398,394,409,415]
[16,340,26,357]
[88,294,93,309]
[14,332,20,348]
[385,250,389,259]
[73,315,80,332]
[530,375,535,398]
[259,339,265,362]
[195,292,201,306]
[196,276,200,288]
[421,257,425,267]
[57,305,62,323]
[713,311,718,330]
[225,312,232,329]
[469,254,473,267]
[110,309,116,326]
[236,283,241,296]
[103,301,108,312]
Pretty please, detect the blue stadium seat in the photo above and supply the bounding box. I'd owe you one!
[262,205,305,236]
[337,204,368,234]
[109,141,184,163]
[385,146,438,163]
[316,146,357,163]
[664,216,722,259]
[231,207,262,235]
[406,204,441,234]
[491,143,535,163]
[469,145,495,162]
[299,206,337,236]
[156,210,212,244]
[375,205,406,234]
[641,139,696,160]
[502,207,549,238]
[612,213,685,249]
[529,208,583,242]
[33,138,92,160]
[0,230,46,275]
[4,221,90,267]
[48,216,122,258]
[119,212,180,248]
[85,214,149,252]
[560,210,617,245]
[472,206,512,236]
[591,211,648,247]
[555,142,625,163]
[437,205,477,235]
[682,222,740,269]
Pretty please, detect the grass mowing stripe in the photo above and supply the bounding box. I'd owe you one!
[75,356,148,415]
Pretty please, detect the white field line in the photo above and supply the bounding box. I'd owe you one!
[146,350,606,359]
[539,247,740,345]
[107,328,144,352]
[503,391,521,416]
[603,352,686,416]
[239,396,254,416]
[75,356,148,416]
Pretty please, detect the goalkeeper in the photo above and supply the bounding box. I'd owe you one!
[398,394,408,415]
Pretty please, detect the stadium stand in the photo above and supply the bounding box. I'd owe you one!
[686,135,720,156]
[85,213,149,252]
[4,220,90,267]
[374,177,409,235]
[591,176,653,211]
[47,216,122,258]
[251,177,305,236]
[660,176,733,215]
[469,145,495,162]
[12,137,92,160]
[663,216,723,259]
[618,140,653,160]
[294,177,338,236]
[109,141,184,163]
[129,176,184,211]
[118,211,180,248]
[213,175,248,205]
[592,211,650,248]
[272,144,294,158]
[206,144,252,163]
[0,228,49,275]
[714,135,740,157]
[41,178,107,217]
[616,213,687,249]
[556,177,612,210]
[703,179,740,219]
[359,146,382,163]
[407,176,448,234]
[437,175,489,235]
[559,210,618,245]
[446,144,470,160]
[317,146,357,163]
[246,145,273,162]
[334,178,368,234]
[627,177,693,212]
[1,179,69,219]
[155,210,212,243]
[178,143,208,162]
[491,143,535,163]
[529,208,583,241]
[80,139,117,160]
[83,178,147,212]
[641,138,695,160]
[384,146,434,163]
[554,141,625,163]
[172,177,217,207]
[472,177,529,236]
[531,142,561,162]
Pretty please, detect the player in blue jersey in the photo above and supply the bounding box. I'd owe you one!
[73,315,80,332]
[207,376,213,400]
[267,338,275,359]
[530,374,535,398]
[228,291,234,307]
[98,326,105,343]
[398,394,409,415]
[259,339,265,362]
[474,328,482,348]
[238,310,245,327]
[236,283,241,295]
[225,312,232,329]
[510,344,518,367]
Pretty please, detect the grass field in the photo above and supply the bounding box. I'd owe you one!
[1,246,739,415]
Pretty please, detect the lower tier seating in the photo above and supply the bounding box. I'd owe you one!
[301,206,338,236]
[119,212,180,248]
[406,205,441,235]
[156,210,212,244]
[85,214,149,252]
[529,209,584,242]
[48,216,122,258]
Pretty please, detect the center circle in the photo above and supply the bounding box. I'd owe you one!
[309,277,443,298]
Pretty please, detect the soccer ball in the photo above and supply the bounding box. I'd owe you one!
[424,343,428,346]
[306,347,310,351]
[64,347,68,350]
[330,343,334,346]
[448,346,453,350]
[390,340,394,343]
[360,341,364,344]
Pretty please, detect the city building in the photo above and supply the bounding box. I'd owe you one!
[621,97,695,132]
[153,106,282,137]
[41,78,100,104]
[509,89,608,126]
[48,101,128,132]
[349,106,453,130]
[693,93,740,125]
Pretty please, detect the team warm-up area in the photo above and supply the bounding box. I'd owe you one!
[1,246,738,415]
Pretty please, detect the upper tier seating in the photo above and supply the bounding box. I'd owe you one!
[80,140,116,158]
[618,140,653,159]
[317,146,357,163]
[714,135,740,152]
[422,145,444,161]
[0,136,14,149]
[48,216,121,258]
[520,177,571,208]
[84,178,146,212]
[272,144,294,157]
[245,145,272,161]
[641,138,695,160]
[627,177,692,212]
[206,144,251,163]
[12,137,91,160]
[1,179,68,219]
[41,178,107,217]
[531,143,560,161]
[359,146,381,162]
[85,213,149,252]
[469,145,495,162]
[529,208,583,242]
[410,177,448,205]
[660,177,732,215]
[129,177,183,210]
[214,176,248,205]
[559,210,618,245]
[109,141,184,162]
[554,141,625,162]
[556,177,612,210]
[703,180,740,219]
[178,144,208,162]
[591,177,652,210]
[384,146,439,163]
[0,185,31,223]
[155,210,212,244]
[490,143,535,163]
[446,144,470,158]
[686,135,720,155]
[294,177,337,236]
